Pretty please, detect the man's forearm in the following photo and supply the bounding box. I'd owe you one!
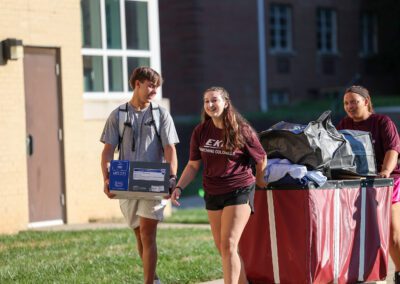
[164,144,178,175]
[101,158,110,181]
[101,144,115,181]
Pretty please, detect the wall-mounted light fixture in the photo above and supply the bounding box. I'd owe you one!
[0,38,24,65]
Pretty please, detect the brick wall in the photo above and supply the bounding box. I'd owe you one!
[0,60,29,234]
[160,0,261,115]
[160,0,400,115]
[0,0,121,234]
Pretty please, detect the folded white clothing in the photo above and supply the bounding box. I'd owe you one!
[305,170,327,186]
[265,160,308,183]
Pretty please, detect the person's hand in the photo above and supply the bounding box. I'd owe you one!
[169,175,177,194]
[256,179,268,189]
[171,187,182,206]
[378,170,391,178]
[103,179,116,199]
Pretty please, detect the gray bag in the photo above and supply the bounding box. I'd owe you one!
[259,111,344,172]
[330,129,377,177]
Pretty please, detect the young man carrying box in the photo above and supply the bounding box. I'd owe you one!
[100,67,179,284]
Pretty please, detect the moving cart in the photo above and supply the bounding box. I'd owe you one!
[239,178,393,284]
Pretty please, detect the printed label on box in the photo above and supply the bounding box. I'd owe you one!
[109,160,130,190]
[111,161,129,171]
[132,168,166,182]
[150,185,165,192]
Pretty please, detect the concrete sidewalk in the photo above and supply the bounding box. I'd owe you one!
[30,221,211,231]
[200,280,223,284]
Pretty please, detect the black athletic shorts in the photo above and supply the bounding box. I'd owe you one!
[204,183,255,213]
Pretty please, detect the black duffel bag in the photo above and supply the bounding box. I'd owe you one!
[330,129,377,177]
[259,111,345,172]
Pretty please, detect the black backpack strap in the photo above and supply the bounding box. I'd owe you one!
[150,102,164,153]
[117,102,129,159]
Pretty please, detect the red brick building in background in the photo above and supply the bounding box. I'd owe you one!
[159,0,400,116]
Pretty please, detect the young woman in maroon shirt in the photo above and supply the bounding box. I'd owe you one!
[337,85,400,283]
[171,87,267,284]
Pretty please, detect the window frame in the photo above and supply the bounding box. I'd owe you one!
[316,8,338,55]
[269,89,290,106]
[269,3,293,54]
[360,12,378,57]
[81,0,162,100]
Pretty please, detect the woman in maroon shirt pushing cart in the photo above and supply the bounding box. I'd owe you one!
[337,85,400,283]
[171,86,267,284]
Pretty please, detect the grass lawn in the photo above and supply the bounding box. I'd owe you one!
[165,208,209,224]
[0,227,221,284]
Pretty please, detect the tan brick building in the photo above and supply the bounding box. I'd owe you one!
[0,0,164,234]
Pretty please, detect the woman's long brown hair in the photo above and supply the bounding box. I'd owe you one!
[201,87,254,152]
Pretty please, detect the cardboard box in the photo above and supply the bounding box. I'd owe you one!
[109,160,170,200]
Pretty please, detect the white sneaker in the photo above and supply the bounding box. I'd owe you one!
[153,280,161,284]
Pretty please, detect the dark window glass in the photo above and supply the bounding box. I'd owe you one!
[317,8,336,52]
[269,4,291,50]
[83,56,104,91]
[361,12,377,55]
[105,0,122,49]
[81,0,102,48]
[270,17,275,25]
[125,1,149,50]
[108,57,123,91]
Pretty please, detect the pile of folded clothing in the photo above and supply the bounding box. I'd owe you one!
[264,158,327,188]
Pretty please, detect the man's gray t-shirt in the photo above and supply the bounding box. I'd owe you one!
[100,103,179,162]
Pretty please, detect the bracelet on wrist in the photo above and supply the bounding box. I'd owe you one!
[175,186,184,191]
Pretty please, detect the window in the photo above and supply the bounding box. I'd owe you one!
[81,0,161,98]
[83,55,104,91]
[106,0,122,49]
[317,8,337,54]
[107,57,123,91]
[81,0,102,48]
[360,12,378,56]
[276,56,290,74]
[269,4,292,52]
[270,90,289,106]
[125,1,149,50]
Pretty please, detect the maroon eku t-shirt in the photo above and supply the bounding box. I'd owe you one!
[190,119,266,195]
[337,113,400,178]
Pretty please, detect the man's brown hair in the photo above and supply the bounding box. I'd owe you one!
[129,66,163,89]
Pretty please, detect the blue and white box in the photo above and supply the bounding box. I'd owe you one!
[109,160,170,199]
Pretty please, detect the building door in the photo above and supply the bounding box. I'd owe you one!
[23,47,65,227]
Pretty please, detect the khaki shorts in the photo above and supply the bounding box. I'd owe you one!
[119,199,167,229]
